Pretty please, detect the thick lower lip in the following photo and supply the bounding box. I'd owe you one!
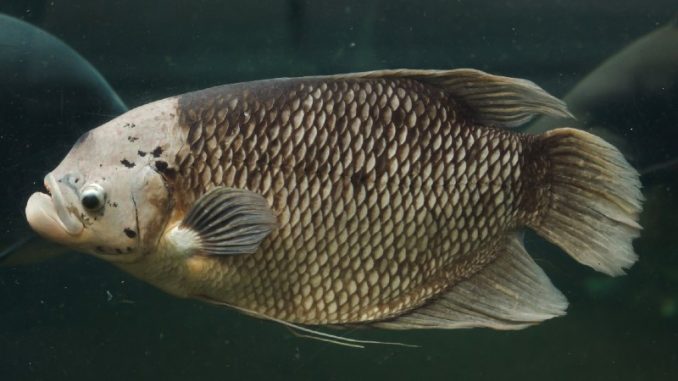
[25,192,81,243]
[44,174,84,235]
[25,174,84,240]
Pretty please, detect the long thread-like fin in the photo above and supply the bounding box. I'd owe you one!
[529,128,643,276]
[196,296,418,349]
[374,234,568,330]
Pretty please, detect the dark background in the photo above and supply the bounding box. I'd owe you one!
[0,1,677,380]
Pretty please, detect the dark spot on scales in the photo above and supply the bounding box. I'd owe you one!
[138,150,147,157]
[115,248,122,254]
[151,146,163,157]
[351,170,368,187]
[95,246,105,253]
[128,136,139,142]
[121,159,135,168]
[375,153,388,173]
[123,228,137,238]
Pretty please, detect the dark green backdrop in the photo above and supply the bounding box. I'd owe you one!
[1,1,676,380]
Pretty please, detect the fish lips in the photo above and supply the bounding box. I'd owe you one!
[25,174,84,242]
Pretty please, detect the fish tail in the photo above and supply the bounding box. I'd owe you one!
[527,128,643,276]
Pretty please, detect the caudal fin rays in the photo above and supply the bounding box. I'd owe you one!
[530,128,643,276]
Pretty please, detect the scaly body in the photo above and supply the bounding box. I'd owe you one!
[26,69,642,331]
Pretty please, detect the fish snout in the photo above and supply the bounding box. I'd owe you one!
[25,174,84,243]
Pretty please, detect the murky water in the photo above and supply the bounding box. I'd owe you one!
[1,1,676,380]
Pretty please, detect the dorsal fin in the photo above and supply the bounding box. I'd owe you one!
[329,69,573,128]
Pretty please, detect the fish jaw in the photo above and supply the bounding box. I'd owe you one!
[25,173,84,244]
[25,191,83,244]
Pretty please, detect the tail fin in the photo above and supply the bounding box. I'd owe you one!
[528,128,643,276]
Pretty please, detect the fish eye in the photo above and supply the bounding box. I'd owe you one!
[80,184,106,211]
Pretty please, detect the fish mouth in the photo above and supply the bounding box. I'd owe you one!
[25,174,84,242]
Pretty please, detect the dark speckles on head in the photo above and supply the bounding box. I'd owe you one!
[121,159,135,168]
[123,228,137,238]
[138,150,147,157]
[128,136,139,142]
[155,160,168,172]
[154,160,176,179]
[151,146,163,157]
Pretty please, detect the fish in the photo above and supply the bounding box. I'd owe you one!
[527,16,678,177]
[0,13,128,266]
[0,14,126,115]
[25,69,643,333]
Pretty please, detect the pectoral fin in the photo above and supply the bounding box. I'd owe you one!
[171,187,277,256]
[375,233,568,330]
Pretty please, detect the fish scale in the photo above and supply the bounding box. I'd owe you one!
[173,77,526,324]
[27,68,641,332]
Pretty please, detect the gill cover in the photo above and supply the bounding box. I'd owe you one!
[131,165,172,254]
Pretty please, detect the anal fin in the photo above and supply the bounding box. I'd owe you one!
[375,233,568,330]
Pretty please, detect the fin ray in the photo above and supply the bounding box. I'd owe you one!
[328,69,573,128]
[179,187,278,256]
[530,128,643,276]
[196,295,417,349]
[374,234,568,330]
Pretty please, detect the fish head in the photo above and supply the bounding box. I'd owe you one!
[25,99,178,262]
